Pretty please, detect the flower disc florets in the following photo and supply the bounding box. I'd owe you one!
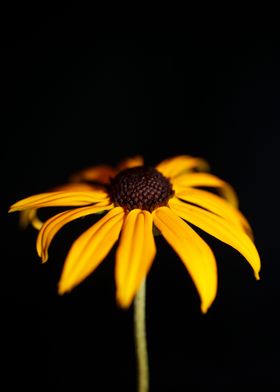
[107,166,174,212]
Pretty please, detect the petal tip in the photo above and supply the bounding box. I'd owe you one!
[255,271,261,280]
[200,303,210,314]
[116,292,133,309]
[58,279,75,295]
[58,279,71,295]
[37,246,48,263]
[58,284,67,295]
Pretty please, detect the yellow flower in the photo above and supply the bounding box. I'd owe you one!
[9,155,261,313]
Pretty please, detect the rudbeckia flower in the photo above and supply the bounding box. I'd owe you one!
[9,155,261,313]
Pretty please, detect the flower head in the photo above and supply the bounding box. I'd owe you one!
[9,155,261,313]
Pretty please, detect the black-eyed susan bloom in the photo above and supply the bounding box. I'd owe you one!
[9,155,261,313]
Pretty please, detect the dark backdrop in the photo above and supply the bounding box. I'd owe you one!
[1,7,279,391]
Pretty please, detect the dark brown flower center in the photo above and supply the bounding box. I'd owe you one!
[107,166,174,211]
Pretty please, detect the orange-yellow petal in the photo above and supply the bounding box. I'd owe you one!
[9,190,109,212]
[37,202,113,262]
[156,155,210,179]
[115,209,156,308]
[116,155,144,172]
[153,206,217,313]
[175,188,253,238]
[18,184,102,230]
[70,165,116,184]
[169,200,261,279]
[172,172,239,207]
[58,207,125,294]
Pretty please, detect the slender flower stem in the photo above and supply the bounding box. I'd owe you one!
[134,279,149,392]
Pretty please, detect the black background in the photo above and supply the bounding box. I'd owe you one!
[1,6,280,391]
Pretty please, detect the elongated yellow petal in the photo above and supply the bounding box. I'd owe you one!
[169,200,261,279]
[115,209,156,308]
[156,155,210,179]
[172,172,239,207]
[9,190,109,212]
[175,188,253,238]
[117,155,144,171]
[58,207,125,294]
[70,165,116,183]
[153,206,217,313]
[18,183,102,230]
[37,202,113,262]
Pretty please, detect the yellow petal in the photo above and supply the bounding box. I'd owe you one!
[70,165,116,184]
[169,200,261,279]
[58,207,125,294]
[9,190,109,212]
[19,209,43,230]
[17,183,102,231]
[156,155,210,179]
[115,209,156,308]
[153,206,217,313]
[172,172,239,207]
[117,155,144,171]
[37,202,113,262]
[175,188,253,238]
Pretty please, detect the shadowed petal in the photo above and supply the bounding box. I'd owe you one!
[19,208,43,230]
[175,188,253,238]
[169,200,261,279]
[172,172,239,207]
[117,155,144,171]
[115,209,156,308]
[58,207,125,294]
[52,182,103,192]
[37,202,113,262]
[70,165,116,183]
[156,155,209,179]
[9,190,109,212]
[153,206,217,313]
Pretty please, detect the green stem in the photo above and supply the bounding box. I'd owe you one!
[134,279,149,392]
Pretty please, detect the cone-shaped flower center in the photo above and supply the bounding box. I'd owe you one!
[108,166,174,211]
